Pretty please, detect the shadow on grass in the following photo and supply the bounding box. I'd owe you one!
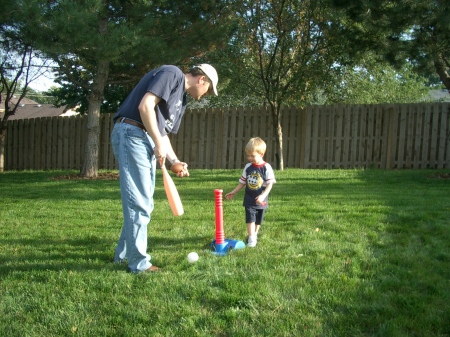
[319,169,450,335]
[0,232,211,277]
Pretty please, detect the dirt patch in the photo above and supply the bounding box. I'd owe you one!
[428,172,450,179]
[51,172,119,181]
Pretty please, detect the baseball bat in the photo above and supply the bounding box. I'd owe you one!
[161,164,184,216]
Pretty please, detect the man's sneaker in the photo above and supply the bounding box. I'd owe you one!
[247,235,257,247]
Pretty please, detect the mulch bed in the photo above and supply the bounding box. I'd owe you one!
[51,172,119,180]
[428,172,450,179]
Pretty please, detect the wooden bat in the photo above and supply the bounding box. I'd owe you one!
[161,163,184,216]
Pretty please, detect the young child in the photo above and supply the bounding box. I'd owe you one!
[225,137,276,247]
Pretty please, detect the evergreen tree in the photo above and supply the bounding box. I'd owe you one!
[331,0,450,93]
[13,0,233,177]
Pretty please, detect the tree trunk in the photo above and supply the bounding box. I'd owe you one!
[275,114,284,170]
[0,128,5,173]
[80,59,109,178]
[276,116,284,170]
[270,104,284,170]
[81,100,102,178]
[434,55,450,93]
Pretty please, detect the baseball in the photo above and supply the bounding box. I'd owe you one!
[187,252,199,263]
[170,162,184,173]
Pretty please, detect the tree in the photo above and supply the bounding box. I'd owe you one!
[0,32,52,172]
[331,0,450,94]
[217,0,345,170]
[15,0,232,177]
[323,55,431,104]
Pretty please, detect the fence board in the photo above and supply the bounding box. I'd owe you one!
[324,106,332,169]
[4,103,450,171]
[336,106,344,168]
[406,104,414,167]
[437,105,447,169]
[422,105,432,168]
[299,108,307,168]
[294,107,303,168]
[21,119,27,169]
[366,105,374,168]
[57,116,63,169]
[305,106,319,168]
[375,105,383,166]
[204,108,214,169]
[68,117,74,169]
[227,107,237,168]
[413,105,422,168]
[397,105,406,168]
[446,105,450,169]
[51,117,58,169]
[341,106,350,168]
[356,105,364,167]
[429,103,440,168]
[25,119,32,170]
[286,106,296,168]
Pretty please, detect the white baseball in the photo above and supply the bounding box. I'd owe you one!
[187,252,199,263]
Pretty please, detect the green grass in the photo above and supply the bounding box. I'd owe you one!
[0,169,449,337]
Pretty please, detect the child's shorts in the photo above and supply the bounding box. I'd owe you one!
[245,207,265,225]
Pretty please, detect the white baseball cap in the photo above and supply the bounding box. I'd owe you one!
[196,64,218,96]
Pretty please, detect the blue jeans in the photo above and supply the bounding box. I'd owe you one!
[111,121,156,273]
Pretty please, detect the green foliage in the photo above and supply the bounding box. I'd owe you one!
[218,0,343,108]
[45,81,133,114]
[323,57,431,104]
[332,0,450,91]
[26,87,57,104]
[0,169,449,336]
[10,0,235,112]
[5,0,446,110]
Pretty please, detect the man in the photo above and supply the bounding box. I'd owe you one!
[111,64,218,273]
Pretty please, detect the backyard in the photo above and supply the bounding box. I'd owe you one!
[0,169,449,336]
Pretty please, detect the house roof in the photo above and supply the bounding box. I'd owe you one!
[0,95,78,120]
[8,96,39,105]
[1,104,70,120]
[428,89,450,102]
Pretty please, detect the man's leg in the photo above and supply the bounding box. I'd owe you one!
[112,123,156,272]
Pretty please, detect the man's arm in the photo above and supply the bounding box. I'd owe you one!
[161,136,189,177]
[138,92,165,158]
[138,92,189,177]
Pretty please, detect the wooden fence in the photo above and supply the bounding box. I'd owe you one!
[4,103,450,171]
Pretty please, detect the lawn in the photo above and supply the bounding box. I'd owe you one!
[0,169,449,337]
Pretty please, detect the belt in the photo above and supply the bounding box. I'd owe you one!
[118,117,146,132]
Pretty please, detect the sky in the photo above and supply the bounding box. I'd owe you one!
[28,74,59,92]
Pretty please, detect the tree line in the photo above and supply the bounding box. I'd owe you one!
[1,0,449,174]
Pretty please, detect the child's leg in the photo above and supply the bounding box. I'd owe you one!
[255,224,261,235]
[246,222,257,247]
[245,207,258,247]
[254,209,265,236]
[247,222,256,237]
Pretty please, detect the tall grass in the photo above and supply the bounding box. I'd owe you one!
[0,169,449,336]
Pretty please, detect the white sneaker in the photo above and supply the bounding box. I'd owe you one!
[247,235,257,247]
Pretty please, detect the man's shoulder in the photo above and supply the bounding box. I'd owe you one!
[156,65,184,77]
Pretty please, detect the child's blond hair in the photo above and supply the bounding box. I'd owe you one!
[245,137,266,155]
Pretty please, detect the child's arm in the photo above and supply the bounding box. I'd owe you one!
[255,182,274,205]
[225,183,245,200]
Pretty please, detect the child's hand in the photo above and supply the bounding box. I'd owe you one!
[225,192,235,200]
[255,195,266,205]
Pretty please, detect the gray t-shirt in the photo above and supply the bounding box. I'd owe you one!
[114,65,187,136]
